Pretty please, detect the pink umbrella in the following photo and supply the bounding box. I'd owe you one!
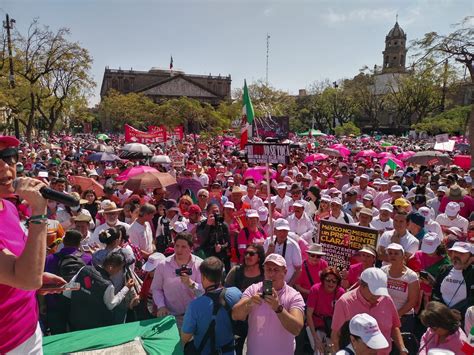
[396,151,416,161]
[380,157,404,168]
[377,152,396,159]
[330,144,351,156]
[356,150,377,158]
[116,166,159,181]
[304,153,329,163]
[243,166,277,183]
[222,140,234,147]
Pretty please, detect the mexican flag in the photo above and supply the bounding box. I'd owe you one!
[383,159,398,177]
[240,80,255,149]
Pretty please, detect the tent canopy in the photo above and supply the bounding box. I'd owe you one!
[298,129,327,137]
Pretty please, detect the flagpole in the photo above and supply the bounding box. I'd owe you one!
[266,157,273,237]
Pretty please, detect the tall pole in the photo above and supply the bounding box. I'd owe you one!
[4,14,19,139]
[333,81,338,134]
[266,34,270,85]
[440,58,448,112]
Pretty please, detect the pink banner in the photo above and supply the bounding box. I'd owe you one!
[124,124,166,143]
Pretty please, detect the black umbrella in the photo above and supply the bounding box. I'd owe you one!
[405,151,452,166]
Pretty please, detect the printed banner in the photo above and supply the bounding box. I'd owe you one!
[124,124,166,143]
[148,125,184,141]
[245,143,290,164]
[318,220,378,269]
[253,116,290,139]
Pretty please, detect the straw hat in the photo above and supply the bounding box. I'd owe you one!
[98,200,123,213]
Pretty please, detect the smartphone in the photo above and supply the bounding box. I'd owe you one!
[175,266,192,276]
[82,245,91,252]
[419,271,429,279]
[262,279,273,297]
[39,281,81,292]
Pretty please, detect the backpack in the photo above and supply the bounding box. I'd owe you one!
[57,252,86,282]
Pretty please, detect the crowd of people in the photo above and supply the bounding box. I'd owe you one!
[0,132,473,355]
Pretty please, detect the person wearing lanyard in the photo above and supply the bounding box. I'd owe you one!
[264,218,302,286]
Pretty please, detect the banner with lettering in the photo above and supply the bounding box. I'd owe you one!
[318,220,378,269]
[124,124,166,143]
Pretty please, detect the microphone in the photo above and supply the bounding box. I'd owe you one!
[13,179,80,207]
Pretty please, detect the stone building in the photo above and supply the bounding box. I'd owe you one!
[100,67,231,106]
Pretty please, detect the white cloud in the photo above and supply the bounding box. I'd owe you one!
[322,8,396,24]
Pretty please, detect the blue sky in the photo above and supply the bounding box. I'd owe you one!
[1,0,471,105]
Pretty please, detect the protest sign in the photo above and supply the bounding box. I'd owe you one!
[435,133,449,143]
[245,143,290,164]
[170,151,185,167]
[125,124,166,143]
[318,220,378,269]
[434,140,455,152]
[253,116,290,139]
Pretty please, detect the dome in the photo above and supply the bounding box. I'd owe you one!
[387,22,405,38]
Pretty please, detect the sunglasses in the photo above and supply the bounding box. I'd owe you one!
[325,278,338,284]
[245,251,257,256]
[308,254,321,258]
[0,148,18,166]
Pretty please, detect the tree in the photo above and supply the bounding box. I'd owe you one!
[334,121,361,136]
[412,16,474,164]
[412,105,471,135]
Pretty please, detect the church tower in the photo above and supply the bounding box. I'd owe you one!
[382,20,407,73]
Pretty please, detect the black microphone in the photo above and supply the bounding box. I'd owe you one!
[13,179,80,207]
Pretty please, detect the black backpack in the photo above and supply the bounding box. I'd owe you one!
[57,252,86,282]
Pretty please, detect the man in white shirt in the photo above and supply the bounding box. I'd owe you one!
[327,197,354,224]
[371,203,394,234]
[435,201,469,234]
[418,206,443,238]
[195,166,209,187]
[129,203,156,257]
[242,182,264,210]
[282,185,310,217]
[287,200,315,244]
[91,200,130,246]
[263,218,302,286]
[377,210,419,264]
[273,182,292,215]
[427,185,448,217]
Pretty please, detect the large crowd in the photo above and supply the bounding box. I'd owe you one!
[0,132,473,355]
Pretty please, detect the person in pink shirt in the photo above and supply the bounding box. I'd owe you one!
[232,253,305,355]
[438,184,474,219]
[331,267,408,355]
[0,135,66,354]
[236,210,266,263]
[418,301,468,354]
[341,245,377,290]
[306,267,345,353]
[294,243,328,300]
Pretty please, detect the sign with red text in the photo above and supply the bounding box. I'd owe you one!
[124,124,166,143]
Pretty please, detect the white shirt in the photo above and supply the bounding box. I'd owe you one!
[427,197,442,217]
[116,189,133,204]
[282,199,310,218]
[377,230,419,262]
[129,220,154,253]
[425,219,443,239]
[196,173,209,187]
[327,211,354,224]
[381,265,419,315]
[371,217,394,233]
[272,194,292,212]
[91,220,131,247]
[242,195,264,210]
[263,237,302,282]
[287,213,315,244]
[435,214,469,233]
[440,268,467,307]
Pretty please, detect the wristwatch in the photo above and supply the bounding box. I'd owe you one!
[275,304,284,314]
[400,347,409,354]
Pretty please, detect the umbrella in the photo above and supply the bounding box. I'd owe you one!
[377,152,396,159]
[455,143,470,153]
[380,157,404,168]
[222,140,235,147]
[166,178,204,201]
[405,151,452,166]
[116,166,159,181]
[243,166,277,183]
[150,155,172,164]
[119,143,153,159]
[321,148,342,157]
[96,133,110,141]
[304,153,329,163]
[84,143,114,153]
[396,151,416,161]
[68,176,104,197]
[356,150,377,158]
[86,152,122,162]
[329,144,351,156]
[124,172,177,191]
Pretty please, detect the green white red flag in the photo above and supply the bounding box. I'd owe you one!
[240,80,255,149]
[383,159,398,177]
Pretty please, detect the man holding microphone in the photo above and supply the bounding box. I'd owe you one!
[0,136,65,354]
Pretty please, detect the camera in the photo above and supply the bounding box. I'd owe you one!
[214,213,224,224]
[175,264,193,276]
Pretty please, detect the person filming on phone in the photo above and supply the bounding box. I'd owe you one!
[0,135,68,354]
[232,253,305,355]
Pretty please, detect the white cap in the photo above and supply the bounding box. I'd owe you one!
[293,200,305,208]
[227,177,234,183]
[360,174,369,180]
[427,349,455,355]
[391,185,403,193]
[437,186,448,193]
[275,218,290,231]
[171,221,188,233]
[380,203,393,212]
[321,195,331,203]
[421,233,441,254]
[363,194,373,201]
[142,252,165,272]
[277,182,287,189]
[386,243,404,253]
[331,197,342,205]
[264,253,287,267]
[445,202,460,217]
[418,206,432,222]
[465,176,473,184]
[360,267,389,296]
[449,241,472,254]
[257,206,269,221]
[223,201,235,209]
[246,209,259,218]
[395,170,404,178]
[349,313,389,350]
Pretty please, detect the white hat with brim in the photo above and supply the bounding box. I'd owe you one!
[275,218,290,231]
[264,253,287,267]
[246,209,259,218]
[421,233,441,254]
[360,267,389,297]
[448,241,472,254]
[142,252,166,272]
[349,313,389,350]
